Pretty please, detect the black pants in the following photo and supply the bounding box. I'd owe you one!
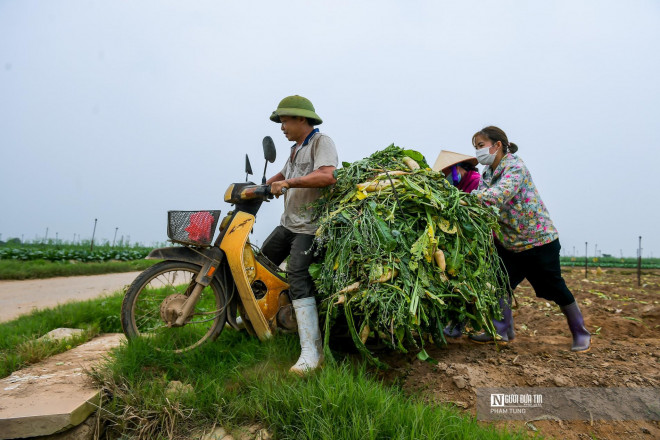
[261,225,316,301]
[497,239,575,307]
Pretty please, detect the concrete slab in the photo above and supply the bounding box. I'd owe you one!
[0,333,124,439]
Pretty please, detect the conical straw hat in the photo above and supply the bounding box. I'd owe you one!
[432,150,478,173]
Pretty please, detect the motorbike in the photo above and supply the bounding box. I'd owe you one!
[120,136,298,352]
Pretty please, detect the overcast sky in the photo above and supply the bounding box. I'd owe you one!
[1,0,658,258]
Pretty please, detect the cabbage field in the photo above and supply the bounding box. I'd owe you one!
[0,244,152,263]
[559,256,660,269]
[0,242,158,279]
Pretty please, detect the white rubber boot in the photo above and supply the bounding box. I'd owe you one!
[289,297,324,375]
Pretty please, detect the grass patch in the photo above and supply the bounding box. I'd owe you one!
[0,292,124,377]
[1,294,533,439]
[0,259,157,280]
[91,332,532,439]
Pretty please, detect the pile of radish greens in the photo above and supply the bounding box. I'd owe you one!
[310,144,508,367]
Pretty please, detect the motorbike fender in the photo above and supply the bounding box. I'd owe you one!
[146,246,224,266]
[220,211,273,341]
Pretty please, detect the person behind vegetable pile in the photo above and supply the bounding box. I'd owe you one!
[468,126,591,352]
[432,150,481,338]
[263,95,338,374]
[432,149,481,193]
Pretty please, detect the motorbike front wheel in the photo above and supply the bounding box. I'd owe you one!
[121,260,228,352]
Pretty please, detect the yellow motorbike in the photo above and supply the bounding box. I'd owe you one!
[120,137,297,352]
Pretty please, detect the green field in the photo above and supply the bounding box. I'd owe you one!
[2,241,658,280]
[559,256,660,269]
[0,242,160,279]
[0,242,153,262]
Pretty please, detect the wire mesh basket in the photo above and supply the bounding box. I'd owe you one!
[167,210,221,246]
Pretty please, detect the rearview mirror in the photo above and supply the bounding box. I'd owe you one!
[245,154,253,176]
[263,136,276,163]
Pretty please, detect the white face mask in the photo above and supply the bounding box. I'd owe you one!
[475,146,497,165]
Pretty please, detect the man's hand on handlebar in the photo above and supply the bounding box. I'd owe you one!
[270,180,290,198]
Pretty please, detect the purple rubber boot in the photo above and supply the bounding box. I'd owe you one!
[443,321,464,338]
[560,301,591,352]
[469,297,514,344]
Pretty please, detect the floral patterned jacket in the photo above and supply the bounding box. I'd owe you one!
[472,153,558,252]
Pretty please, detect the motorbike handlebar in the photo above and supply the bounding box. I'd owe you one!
[225,183,274,204]
[225,182,289,204]
[264,185,286,197]
[256,184,274,200]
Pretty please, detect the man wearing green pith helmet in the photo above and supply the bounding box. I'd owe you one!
[263,95,338,375]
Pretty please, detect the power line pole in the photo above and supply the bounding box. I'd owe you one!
[91,218,98,252]
[637,236,642,287]
[584,242,588,279]
[113,227,119,247]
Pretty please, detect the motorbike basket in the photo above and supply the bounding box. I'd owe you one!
[167,210,221,246]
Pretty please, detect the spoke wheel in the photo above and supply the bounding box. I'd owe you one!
[121,261,228,352]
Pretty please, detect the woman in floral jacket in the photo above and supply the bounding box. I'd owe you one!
[469,126,590,352]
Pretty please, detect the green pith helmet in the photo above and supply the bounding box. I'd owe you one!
[270,95,323,125]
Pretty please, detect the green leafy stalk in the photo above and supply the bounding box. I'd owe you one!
[311,144,508,366]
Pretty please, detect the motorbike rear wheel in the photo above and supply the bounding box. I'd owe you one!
[121,260,228,352]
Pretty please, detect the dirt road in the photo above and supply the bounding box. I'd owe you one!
[0,272,140,323]
[380,268,660,440]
